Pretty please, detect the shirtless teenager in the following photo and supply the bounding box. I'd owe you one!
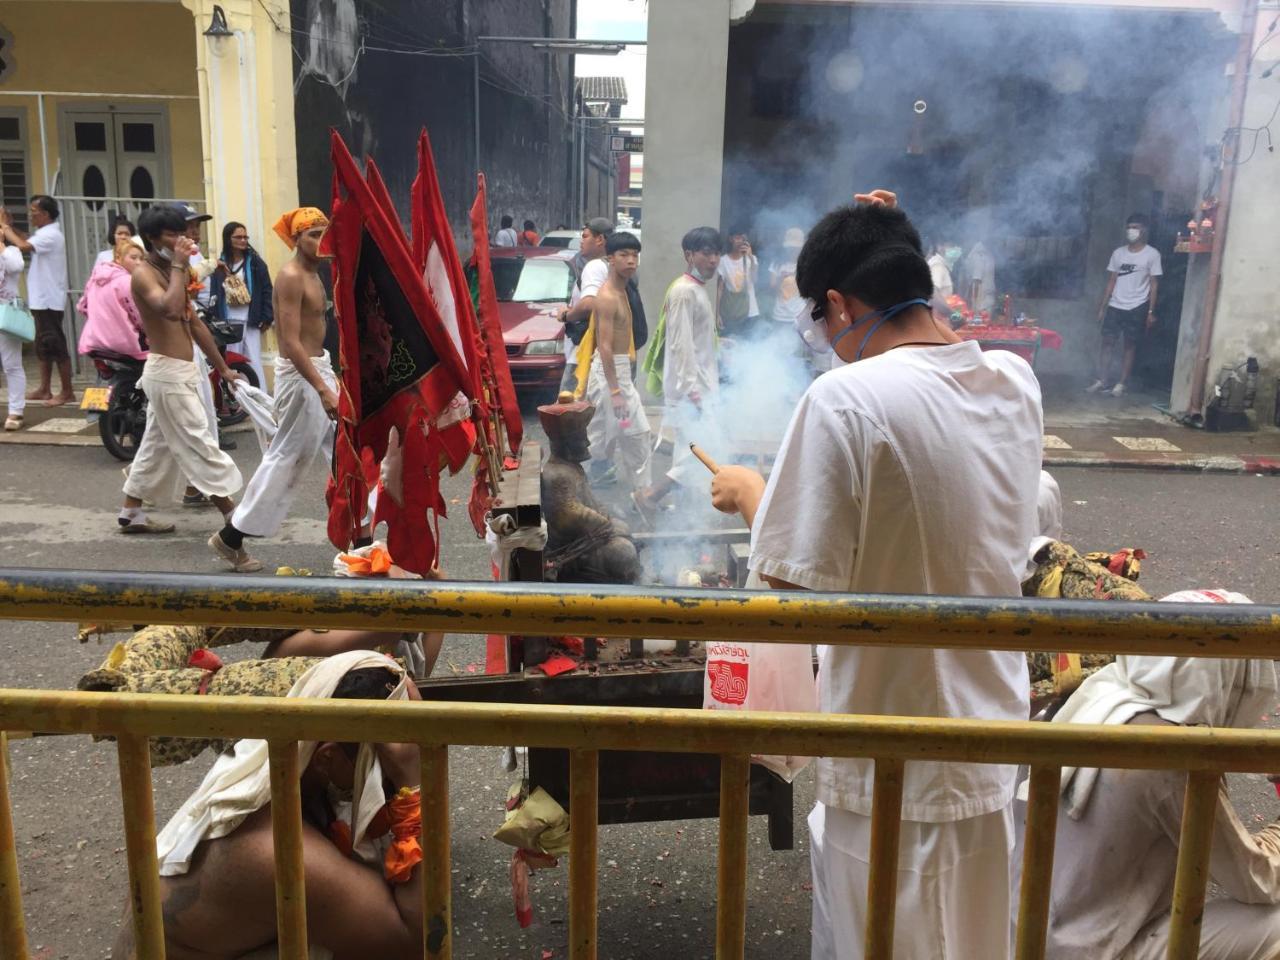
[111,658,430,960]
[118,205,243,536]
[210,208,337,573]
[582,231,651,494]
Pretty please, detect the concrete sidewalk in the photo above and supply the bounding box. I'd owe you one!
[1043,421,1280,474]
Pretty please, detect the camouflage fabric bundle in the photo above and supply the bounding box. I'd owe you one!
[77,624,320,766]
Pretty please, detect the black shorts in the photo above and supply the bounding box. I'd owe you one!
[1102,303,1148,342]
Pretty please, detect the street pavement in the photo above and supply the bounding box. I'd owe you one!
[0,423,1278,959]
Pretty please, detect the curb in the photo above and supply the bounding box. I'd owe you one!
[1045,452,1280,475]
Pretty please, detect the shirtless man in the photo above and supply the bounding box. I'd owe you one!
[582,231,651,495]
[111,658,430,960]
[118,205,243,536]
[210,207,336,573]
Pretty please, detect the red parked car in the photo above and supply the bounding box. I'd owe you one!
[487,247,576,397]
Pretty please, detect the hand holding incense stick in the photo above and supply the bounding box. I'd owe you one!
[690,443,720,474]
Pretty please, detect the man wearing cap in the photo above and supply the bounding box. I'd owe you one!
[557,217,614,402]
[210,207,335,573]
[177,203,216,309]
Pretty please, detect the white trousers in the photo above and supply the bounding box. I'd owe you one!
[810,802,1016,960]
[1120,901,1280,960]
[230,355,335,538]
[230,325,267,390]
[123,355,242,503]
[585,354,652,492]
[0,332,25,416]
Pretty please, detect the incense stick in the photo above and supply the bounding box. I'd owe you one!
[689,443,720,474]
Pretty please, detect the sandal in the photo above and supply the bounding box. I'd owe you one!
[3,415,22,432]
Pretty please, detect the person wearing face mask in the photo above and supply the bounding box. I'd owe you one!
[634,226,723,524]
[711,191,1044,960]
[925,234,961,302]
[1037,597,1280,960]
[1088,214,1161,398]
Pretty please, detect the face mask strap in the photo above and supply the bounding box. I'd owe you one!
[851,298,931,361]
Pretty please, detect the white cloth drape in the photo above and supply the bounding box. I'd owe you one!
[155,650,409,876]
[586,354,651,491]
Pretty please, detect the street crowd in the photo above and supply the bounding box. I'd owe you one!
[0,188,1273,959]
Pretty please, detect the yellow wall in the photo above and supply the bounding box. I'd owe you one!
[0,1,204,201]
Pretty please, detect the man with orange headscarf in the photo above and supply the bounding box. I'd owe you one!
[209,207,336,573]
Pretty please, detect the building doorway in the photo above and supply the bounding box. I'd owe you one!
[58,104,172,204]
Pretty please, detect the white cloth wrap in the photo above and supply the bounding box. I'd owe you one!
[485,514,549,581]
[586,354,652,491]
[1050,589,1276,820]
[234,380,280,453]
[123,354,242,502]
[231,354,335,537]
[156,650,409,876]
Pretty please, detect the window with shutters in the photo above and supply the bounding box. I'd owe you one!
[0,108,29,234]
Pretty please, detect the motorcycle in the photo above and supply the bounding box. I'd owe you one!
[90,299,260,462]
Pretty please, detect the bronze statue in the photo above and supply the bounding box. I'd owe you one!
[539,401,640,584]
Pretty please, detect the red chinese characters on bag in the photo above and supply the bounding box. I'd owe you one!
[706,649,750,706]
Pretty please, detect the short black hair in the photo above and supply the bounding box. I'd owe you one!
[136,204,188,253]
[332,666,401,701]
[105,216,135,247]
[607,231,642,255]
[500,215,514,228]
[796,204,933,310]
[725,225,751,240]
[30,195,58,221]
[682,226,722,254]
[523,219,536,231]
[1126,213,1148,228]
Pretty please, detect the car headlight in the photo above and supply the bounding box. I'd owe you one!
[523,339,561,356]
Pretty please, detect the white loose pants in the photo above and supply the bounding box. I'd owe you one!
[230,354,335,537]
[0,331,25,417]
[810,801,1016,960]
[123,355,242,503]
[585,354,652,492]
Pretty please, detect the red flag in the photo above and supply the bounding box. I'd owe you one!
[469,173,523,455]
[321,130,473,571]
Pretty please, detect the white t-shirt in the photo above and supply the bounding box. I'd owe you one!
[494,227,518,248]
[564,257,608,360]
[1107,244,1163,311]
[927,253,954,301]
[770,258,806,324]
[717,254,759,318]
[26,221,68,310]
[751,341,1042,822]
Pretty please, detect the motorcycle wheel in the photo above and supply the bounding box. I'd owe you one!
[216,361,259,429]
[99,380,147,462]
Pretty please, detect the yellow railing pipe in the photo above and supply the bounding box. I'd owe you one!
[1,569,1279,658]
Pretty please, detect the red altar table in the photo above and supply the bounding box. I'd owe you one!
[956,325,1063,368]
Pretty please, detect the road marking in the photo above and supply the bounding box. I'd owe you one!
[25,418,92,434]
[1113,436,1182,452]
[1042,435,1072,449]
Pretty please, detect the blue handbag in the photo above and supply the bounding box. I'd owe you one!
[0,298,35,343]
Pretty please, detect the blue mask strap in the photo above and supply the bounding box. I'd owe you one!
[853,298,930,360]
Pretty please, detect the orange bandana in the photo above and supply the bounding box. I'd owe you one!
[272,207,329,249]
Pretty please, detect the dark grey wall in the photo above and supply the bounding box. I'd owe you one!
[291,0,575,241]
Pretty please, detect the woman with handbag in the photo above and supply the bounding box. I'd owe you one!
[211,221,273,387]
[0,220,32,431]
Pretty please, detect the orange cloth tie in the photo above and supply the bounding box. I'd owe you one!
[383,787,423,884]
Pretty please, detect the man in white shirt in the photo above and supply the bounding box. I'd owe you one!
[717,227,759,336]
[494,215,519,248]
[1088,213,1162,398]
[711,193,1043,960]
[179,203,216,309]
[769,227,807,329]
[557,218,613,399]
[0,195,74,405]
[633,226,722,523]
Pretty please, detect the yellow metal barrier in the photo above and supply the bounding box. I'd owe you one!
[0,570,1278,959]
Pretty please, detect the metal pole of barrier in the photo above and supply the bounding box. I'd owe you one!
[1015,766,1062,960]
[268,741,308,960]
[864,758,905,960]
[716,754,750,959]
[421,745,451,960]
[0,733,27,960]
[117,734,166,960]
[1167,771,1220,960]
[569,749,598,960]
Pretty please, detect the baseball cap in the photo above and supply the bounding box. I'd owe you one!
[174,202,212,223]
[585,217,615,237]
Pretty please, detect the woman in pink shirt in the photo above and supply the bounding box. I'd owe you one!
[77,237,148,359]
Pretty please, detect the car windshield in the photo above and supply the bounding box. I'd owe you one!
[539,235,574,248]
[491,257,574,303]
